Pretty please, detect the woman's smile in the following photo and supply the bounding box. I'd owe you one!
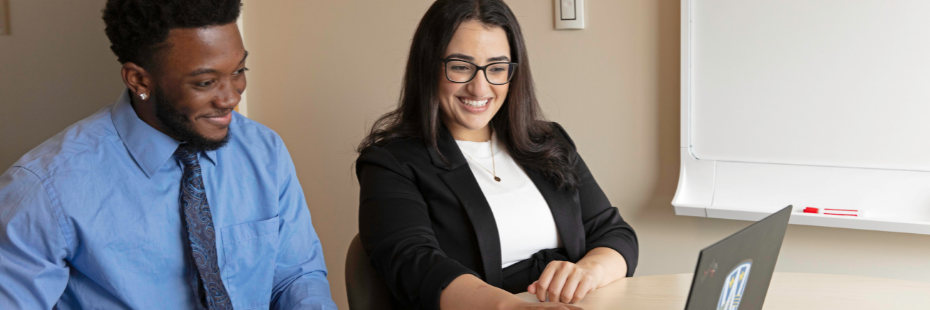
[458,96,492,113]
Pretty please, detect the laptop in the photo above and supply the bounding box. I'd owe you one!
[684,205,793,310]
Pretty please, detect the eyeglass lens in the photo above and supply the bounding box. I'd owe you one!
[445,60,514,84]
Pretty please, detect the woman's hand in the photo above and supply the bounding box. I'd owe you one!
[441,274,586,310]
[527,260,602,304]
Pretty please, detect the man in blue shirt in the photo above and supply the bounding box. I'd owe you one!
[0,0,336,309]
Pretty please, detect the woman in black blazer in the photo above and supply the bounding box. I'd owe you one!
[356,1,638,309]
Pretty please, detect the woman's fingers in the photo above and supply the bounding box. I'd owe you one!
[563,268,600,303]
[533,260,600,304]
[535,262,558,302]
[570,276,596,304]
[560,270,582,303]
[547,262,572,303]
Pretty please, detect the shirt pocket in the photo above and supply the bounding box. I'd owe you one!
[221,216,280,309]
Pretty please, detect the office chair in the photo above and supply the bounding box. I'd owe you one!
[345,233,395,310]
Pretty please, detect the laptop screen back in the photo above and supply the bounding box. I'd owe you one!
[684,205,792,310]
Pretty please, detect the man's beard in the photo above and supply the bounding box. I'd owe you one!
[153,88,231,152]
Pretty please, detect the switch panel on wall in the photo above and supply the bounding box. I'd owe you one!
[554,0,584,30]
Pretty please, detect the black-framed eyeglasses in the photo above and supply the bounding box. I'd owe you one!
[441,59,518,85]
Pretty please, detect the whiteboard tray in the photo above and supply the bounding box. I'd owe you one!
[673,148,930,235]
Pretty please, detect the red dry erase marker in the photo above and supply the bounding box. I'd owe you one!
[822,208,866,217]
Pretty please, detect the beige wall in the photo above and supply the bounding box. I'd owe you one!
[0,0,124,169]
[2,1,928,309]
[241,0,930,308]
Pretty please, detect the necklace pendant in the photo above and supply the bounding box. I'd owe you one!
[494,176,501,182]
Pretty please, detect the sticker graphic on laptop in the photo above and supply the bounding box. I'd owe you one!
[717,260,752,310]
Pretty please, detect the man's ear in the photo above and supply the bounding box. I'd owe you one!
[121,63,154,101]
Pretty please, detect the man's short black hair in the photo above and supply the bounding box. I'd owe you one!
[103,0,242,69]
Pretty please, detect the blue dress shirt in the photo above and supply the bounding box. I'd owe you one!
[0,90,337,309]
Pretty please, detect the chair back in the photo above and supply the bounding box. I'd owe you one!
[345,233,395,310]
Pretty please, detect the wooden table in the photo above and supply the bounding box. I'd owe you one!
[515,273,930,309]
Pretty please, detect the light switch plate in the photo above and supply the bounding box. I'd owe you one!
[0,0,9,35]
[554,0,584,30]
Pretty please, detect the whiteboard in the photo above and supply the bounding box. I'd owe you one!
[674,0,930,235]
[690,0,930,171]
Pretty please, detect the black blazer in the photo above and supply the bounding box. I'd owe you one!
[356,123,638,310]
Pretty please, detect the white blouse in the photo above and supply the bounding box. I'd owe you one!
[455,133,561,268]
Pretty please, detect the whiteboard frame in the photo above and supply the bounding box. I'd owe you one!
[672,0,930,235]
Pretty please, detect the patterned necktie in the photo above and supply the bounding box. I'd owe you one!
[176,146,233,310]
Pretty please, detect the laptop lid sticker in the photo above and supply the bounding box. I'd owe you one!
[717,260,752,310]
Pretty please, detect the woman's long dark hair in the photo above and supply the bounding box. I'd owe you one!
[357,0,579,191]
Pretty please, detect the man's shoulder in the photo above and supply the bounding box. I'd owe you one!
[229,112,283,142]
[12,105,119,179]
[224,112,289,161]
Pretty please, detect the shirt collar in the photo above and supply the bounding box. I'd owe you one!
[202,149,217,166]
[111,89,188,178]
